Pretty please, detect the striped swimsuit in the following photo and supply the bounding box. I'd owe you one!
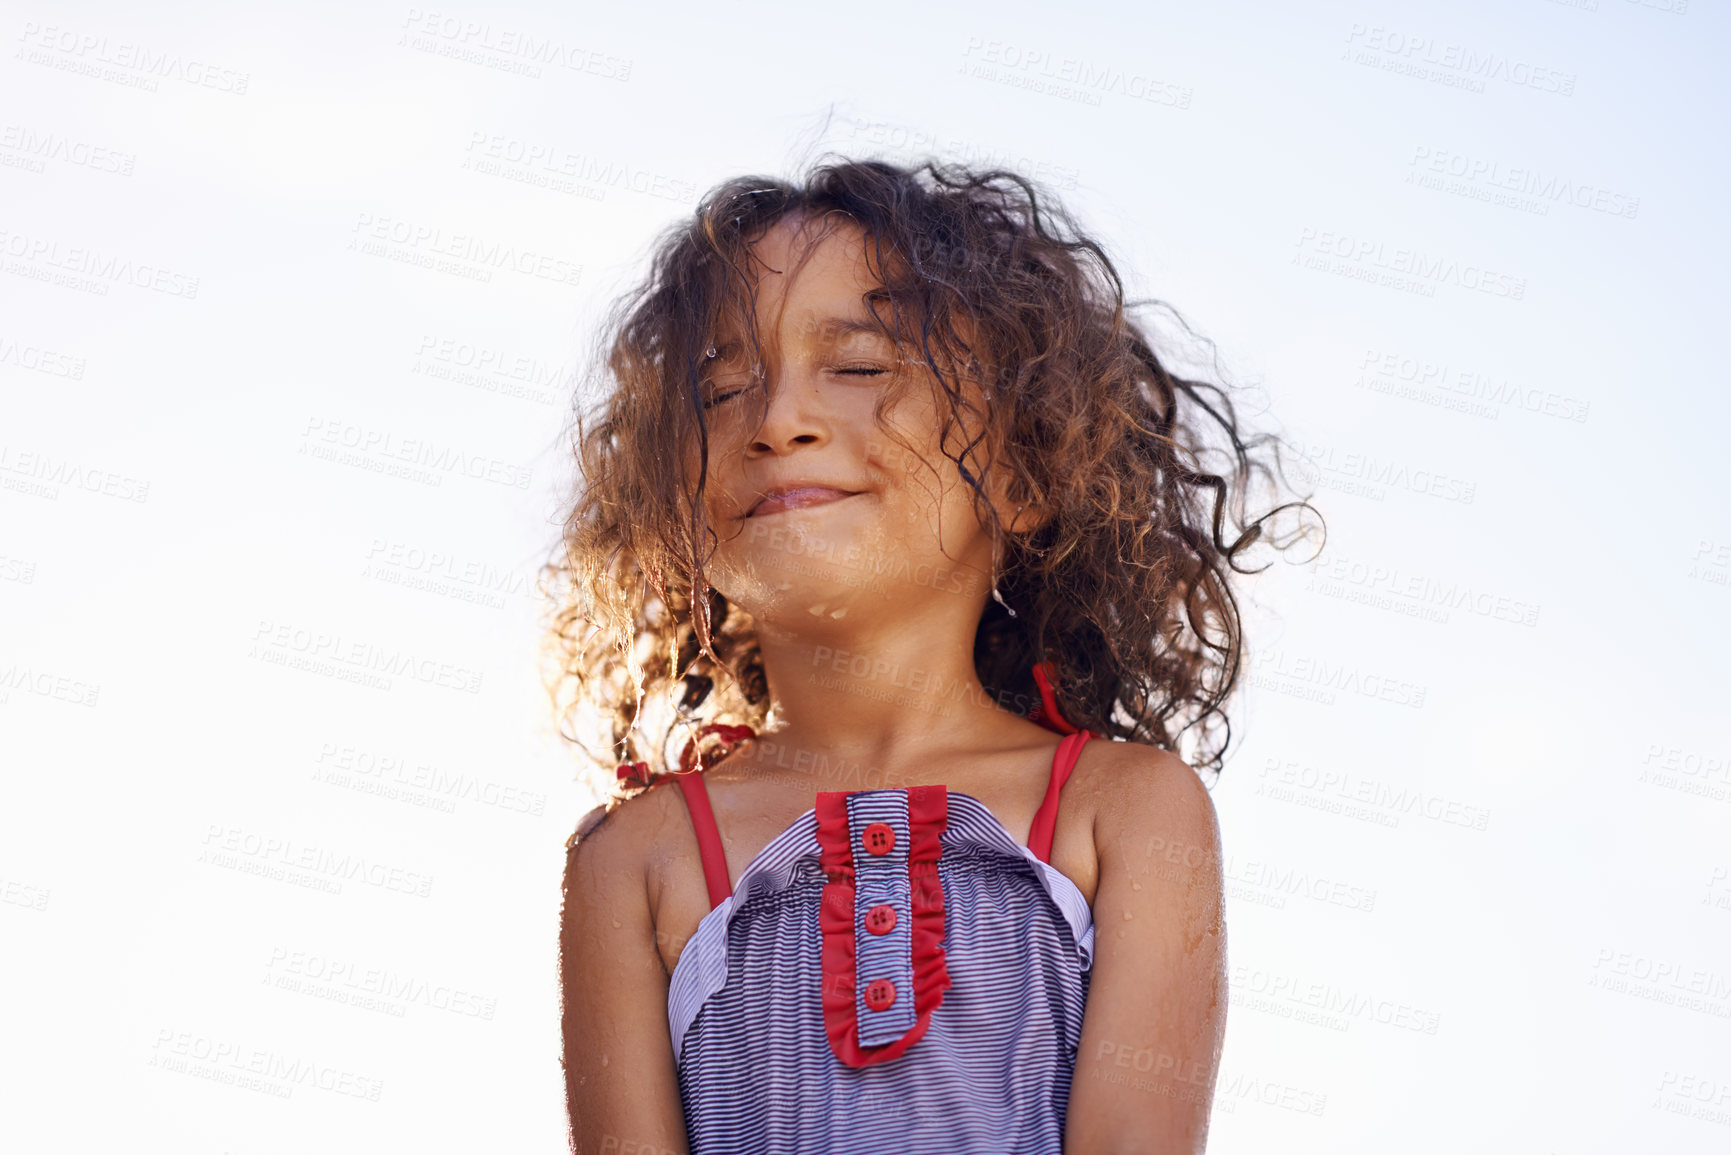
[666,723,1095,1153]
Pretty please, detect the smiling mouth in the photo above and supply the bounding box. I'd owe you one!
[746,487,863,518]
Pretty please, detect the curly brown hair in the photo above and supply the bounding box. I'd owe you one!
[540,157,1321,797]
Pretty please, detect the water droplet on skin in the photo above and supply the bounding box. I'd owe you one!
[829,607,847,619]
[1131,881,1142,892]
[1117,929,1127,939]
[1122,909,1134,920]
[706,345,717,358]
[612,919,622,928]
[808,604,827,616]
[601,1054,609,1067]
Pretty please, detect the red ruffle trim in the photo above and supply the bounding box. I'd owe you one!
[814,784,951,1068]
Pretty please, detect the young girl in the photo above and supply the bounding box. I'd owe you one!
[550,159,1316,1154]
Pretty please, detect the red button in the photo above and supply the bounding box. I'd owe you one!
[864,978,897,1011]
[864,904,897,935]
[862,822,896,855]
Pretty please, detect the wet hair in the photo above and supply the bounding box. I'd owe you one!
[541,157,1322,795]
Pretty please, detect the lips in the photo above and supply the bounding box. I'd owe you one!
[746,486,863,518]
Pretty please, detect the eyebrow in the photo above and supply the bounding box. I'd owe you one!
[811,315,893,343]
[708,315,899,358]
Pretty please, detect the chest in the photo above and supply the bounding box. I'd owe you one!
[663,786,1102,1130]
[649,784,1099,978]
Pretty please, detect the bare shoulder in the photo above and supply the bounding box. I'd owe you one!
[1069,739,1221,878]
[564,781,684,880]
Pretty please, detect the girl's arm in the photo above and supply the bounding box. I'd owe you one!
[560,801,690,1155]
[1064,745,1229,1155]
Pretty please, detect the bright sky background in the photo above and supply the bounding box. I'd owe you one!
[3,1,1728,1152]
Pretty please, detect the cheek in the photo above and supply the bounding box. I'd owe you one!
[687,426,749,515]
[867,446,992,570]
[883,420,997,566]
[876,393,966,498]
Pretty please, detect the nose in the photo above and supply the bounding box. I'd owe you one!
[745,366,829,458]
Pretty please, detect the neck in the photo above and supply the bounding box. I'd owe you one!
[747,594,1012,771]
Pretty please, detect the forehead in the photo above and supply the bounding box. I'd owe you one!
[741,213,883,333]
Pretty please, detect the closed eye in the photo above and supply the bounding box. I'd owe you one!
[702,388,747,410]
[703,366,885,406]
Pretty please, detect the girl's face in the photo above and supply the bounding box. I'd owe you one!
[692,214,1008,633]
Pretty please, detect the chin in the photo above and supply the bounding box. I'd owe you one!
[715,505,873,600]
[711,553,876,630]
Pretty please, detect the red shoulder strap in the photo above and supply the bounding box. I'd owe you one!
[1027,730,1090,864]
[673,770,734,910]
[660,723,756,911]
[1029,660,1079,735]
